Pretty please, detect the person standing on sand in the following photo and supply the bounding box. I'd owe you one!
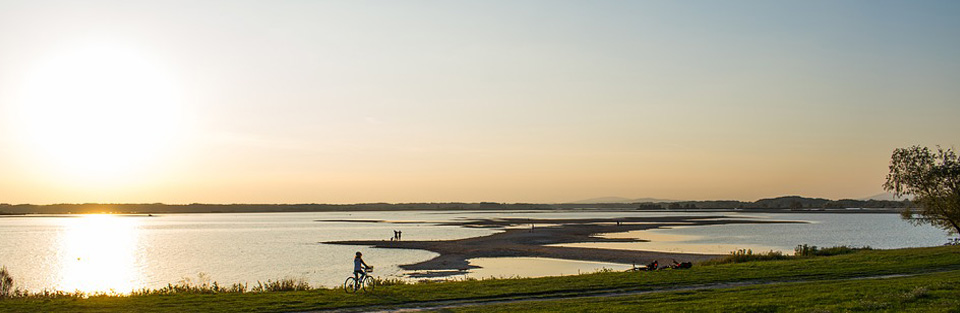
[398,230,402,241]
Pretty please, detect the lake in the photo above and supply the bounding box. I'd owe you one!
[0,210,950,293]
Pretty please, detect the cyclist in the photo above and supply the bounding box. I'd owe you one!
[354,251,371,280]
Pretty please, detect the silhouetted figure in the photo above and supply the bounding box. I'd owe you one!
[354,251,370,280]
[398,230,402,240]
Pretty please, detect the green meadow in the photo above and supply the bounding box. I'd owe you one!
[2,245,959,312]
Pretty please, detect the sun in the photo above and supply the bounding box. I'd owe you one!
[14,44,185,181]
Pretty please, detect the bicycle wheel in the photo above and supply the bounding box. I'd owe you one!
[343,277,358,293]
[361,276,375,292]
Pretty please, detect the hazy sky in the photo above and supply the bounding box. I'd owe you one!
[1,1,958,204]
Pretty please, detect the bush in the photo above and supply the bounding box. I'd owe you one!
[703,245,873,265]
[0,270,320,299]
[251,278,310,292]
[701,249,790,265]
[374,277,410,286]
[132,274,307,296]
[795,244,872,257]
[135,273,238,295]
[0,266,13,298]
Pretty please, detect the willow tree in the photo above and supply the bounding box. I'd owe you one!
[883,146,960,235]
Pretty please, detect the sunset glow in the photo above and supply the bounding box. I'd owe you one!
[13,44,185,183]
[0,1,957,204]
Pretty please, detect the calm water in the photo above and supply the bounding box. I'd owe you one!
[554,213,951,254]
[0,210,950,293]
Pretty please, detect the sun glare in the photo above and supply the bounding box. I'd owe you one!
[15,44,185,181]
[58,214,143,294]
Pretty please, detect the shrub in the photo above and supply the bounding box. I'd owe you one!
[131,273,253,296]
[795,244,872,257]
[701,249,790,265]
[374,277,410,286]
[251,278,310,292]
[0,266,13,298]
[702,244,874,265]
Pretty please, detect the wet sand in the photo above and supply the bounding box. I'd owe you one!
[324,216,803,275]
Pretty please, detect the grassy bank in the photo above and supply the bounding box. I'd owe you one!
[1,246,959,312]
[455,270,960,312]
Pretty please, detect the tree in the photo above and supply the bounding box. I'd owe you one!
[883,145,960,235]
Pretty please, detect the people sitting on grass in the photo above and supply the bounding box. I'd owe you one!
[670,259,693,269]
[634,259,693,271]
[645,260,659,271]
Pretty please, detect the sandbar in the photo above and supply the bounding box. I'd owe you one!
[324,215,803,276]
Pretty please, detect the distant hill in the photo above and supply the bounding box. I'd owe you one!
[859,192,910,201]
[753,195,831,208]
[567,197,679,204]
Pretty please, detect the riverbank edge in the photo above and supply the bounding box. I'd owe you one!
[1,246,958,313]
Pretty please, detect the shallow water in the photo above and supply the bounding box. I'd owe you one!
[464,257,633,279]
[0,212,493,292]
[0,210,950,293]
[554,213,951,254]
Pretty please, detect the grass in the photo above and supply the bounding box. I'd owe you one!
[1,245,959,312]
[453,270,960,312]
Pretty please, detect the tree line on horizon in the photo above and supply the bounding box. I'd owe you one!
[0,196,909,215]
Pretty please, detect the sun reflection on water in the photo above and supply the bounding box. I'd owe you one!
[58,214,142,294]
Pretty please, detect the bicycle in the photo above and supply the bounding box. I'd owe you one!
[343,266,375,293]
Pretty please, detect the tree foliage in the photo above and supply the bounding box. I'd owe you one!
[883,146,960,235]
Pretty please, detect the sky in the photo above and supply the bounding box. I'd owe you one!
[0,1,958,204]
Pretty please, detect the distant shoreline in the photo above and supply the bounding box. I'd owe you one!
[0,207,902,216]
[0,208,903,217]
[0,195,909,215]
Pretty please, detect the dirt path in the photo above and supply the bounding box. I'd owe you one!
[306,272,932,313]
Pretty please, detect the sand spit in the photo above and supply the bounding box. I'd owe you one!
[324,216,803,275]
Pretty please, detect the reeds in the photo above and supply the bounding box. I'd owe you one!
[251,278,310,292]
[702,244,873,265]
[794,244,872,257]
[0,270,314,300]
[0,267,83,299]
[0,266,16,299]
[701,249,791,265]
[375,277,411,286]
